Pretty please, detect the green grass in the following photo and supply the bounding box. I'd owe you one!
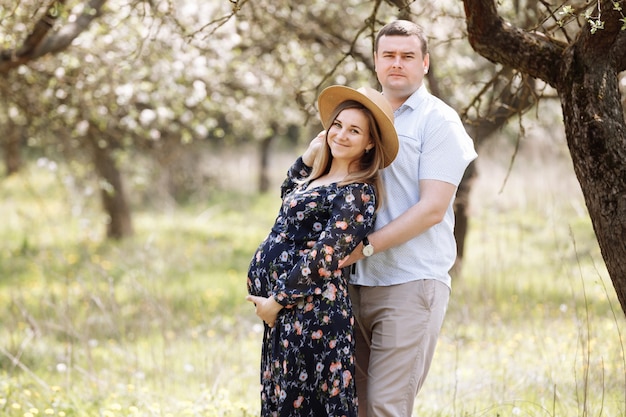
[1,155,625,417]
[1,163,274,416]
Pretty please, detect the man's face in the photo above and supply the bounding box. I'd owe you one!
[374,34,429,98]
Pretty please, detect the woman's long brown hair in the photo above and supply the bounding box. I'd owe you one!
[308,100,386,210]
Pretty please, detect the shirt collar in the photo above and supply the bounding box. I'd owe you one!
[394,84,428,115]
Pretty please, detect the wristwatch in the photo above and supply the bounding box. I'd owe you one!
[362,236,374,257]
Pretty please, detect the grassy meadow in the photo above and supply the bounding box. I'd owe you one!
[1,140,625,417]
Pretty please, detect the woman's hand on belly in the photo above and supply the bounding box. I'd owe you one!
[246,295,284,328]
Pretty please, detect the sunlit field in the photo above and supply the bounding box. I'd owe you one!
[415,137,626,417]
[1,138,625,417]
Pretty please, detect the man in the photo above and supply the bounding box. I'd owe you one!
[342,20,478,416]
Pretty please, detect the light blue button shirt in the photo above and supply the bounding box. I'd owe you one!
[351,85,478,289]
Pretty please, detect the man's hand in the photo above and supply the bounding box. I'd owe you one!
[338,240,366,269]
[246,295,283,328]
[338,245,363,269]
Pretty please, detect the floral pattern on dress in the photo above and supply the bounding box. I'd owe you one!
[248,157,376,417]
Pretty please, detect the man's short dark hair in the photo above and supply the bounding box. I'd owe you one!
[375,20,428,56]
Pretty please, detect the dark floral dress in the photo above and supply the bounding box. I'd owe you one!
[247,157,376,417]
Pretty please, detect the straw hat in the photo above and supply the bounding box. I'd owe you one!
[318,85,399,168]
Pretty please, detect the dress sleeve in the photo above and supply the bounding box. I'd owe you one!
[280,157,313,198]
[273,182,377,306]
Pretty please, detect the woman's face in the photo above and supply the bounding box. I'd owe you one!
[327,108,374,164]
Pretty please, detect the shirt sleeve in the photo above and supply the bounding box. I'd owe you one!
[419,118,477,186]
[272,182,377,306]
[280,156,313,198]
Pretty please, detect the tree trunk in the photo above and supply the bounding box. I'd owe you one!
[88,131,133,239]
[452,161,477,276]
[462,0,626,315]
[4,126,22,176]
[259,122,281,193]
[559,48,626,313]
[258,134,273,193]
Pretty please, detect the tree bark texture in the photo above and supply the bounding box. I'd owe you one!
[463,0,626,313]
[559,27,626,314]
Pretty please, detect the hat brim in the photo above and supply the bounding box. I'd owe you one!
[318,86,399,168]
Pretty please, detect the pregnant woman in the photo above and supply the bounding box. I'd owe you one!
[246,85,398,417]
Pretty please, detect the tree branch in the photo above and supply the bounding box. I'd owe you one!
[0,0,107,73]
[35,0,108,56]
[463,0,565,87]
[0,1,65,72]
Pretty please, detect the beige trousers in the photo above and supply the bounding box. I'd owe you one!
[349,280,450,417]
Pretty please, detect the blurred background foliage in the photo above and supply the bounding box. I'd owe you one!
[1,0,579,233]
